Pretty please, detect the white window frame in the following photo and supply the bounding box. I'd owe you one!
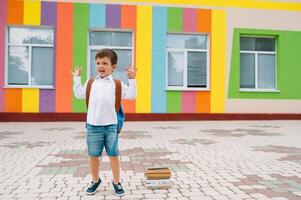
[87,29,134,79]
[5,25,54,89]
[166,33,210,91]
[239,35,279,93]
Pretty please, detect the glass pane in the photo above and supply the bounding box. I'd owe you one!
[240,37,255,51]
[168,52,183,87]
[256,38,275,51]
[90,50,98,77]
[9,27,53,44]
[89,31,110,46]
[89,31,132,47]
[112,49,132,85]
[187,52,207,87]
[110,32,132,47]
[31,47,53,85]
[167,34,207,49]
[9,27,31,44]
[240,53,255,88]
[258,54,275,89]
[30,28,53,44]
[185,35,207,49]
[8,46,29,85]
[90,49,132,85]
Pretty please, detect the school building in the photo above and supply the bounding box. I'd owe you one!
[0,0,301,121]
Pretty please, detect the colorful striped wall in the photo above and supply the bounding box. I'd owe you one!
[0,0,216,114]
[1,0,301,114]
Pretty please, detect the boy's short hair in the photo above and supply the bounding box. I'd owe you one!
[95,48,118,65]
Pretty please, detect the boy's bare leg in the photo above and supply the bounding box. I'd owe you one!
[109,156,120,183]
[89,157,100,182]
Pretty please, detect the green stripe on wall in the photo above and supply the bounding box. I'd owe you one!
[72,3,89,112]
[228,30,240,98]
[228,28,301,99]
[167,7,182,32]
[166,91,182,113]
[166,7,182,113]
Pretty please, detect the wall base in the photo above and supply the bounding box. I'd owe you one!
[0,113,301,121]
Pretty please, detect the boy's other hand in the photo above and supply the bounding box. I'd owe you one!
[126,65,137,79]
[71,66,82,77]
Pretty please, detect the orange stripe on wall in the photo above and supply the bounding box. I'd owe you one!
[5,89,22,112]
[121,5,136,29]
[196,9,211,113]
[7,0,23,24]
[55,3,73,112]
[197,9,211,33]
[121,5,136,113]
[5,0,23,112]
[196,91,210,113]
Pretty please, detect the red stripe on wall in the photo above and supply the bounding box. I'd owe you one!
[55,3,73,112]
[0,0,7,112]
[182,8,198,113]
[183,8,197,32]
[121,5,136,113]
[121,5,136,29]
[7,0,23,24]
[182,92,196,113]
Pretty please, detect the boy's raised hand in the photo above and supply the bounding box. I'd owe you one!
[126,64,137,79]
[71,66,82,77]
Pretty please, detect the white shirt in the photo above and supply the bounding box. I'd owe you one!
[73,75,136,126]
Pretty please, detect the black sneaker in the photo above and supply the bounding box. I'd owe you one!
[85,178,101,195]
[112,182,125,197]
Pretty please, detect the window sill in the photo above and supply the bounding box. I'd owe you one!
[3,85,55,89]
[166,87,210,91]
[239,89,280,93]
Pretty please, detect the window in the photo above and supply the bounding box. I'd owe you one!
[240,36,276,90]
[6,27,54,88]
[166,33,209,90]
[88,30,133,85]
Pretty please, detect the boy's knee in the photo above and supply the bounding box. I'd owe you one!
[109,156,119,159]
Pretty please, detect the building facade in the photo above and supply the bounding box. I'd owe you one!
[0,0,301,115]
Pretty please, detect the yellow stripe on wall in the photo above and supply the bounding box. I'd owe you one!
[210,10,226,113]
[23,0,41,112]
[108,0,301,11]
[24,0,41,25]
[136,6,152,113]
[22,89,39,112]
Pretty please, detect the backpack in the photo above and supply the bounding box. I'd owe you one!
[86,78,125,134]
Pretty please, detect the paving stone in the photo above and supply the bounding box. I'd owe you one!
[1,121,301,199]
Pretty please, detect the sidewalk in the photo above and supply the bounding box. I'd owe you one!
[1,120,301,200]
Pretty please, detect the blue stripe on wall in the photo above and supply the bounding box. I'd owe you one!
[89,4,105,28]
[151,7,167,113]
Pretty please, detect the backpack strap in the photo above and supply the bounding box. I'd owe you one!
[114,79,122,112]
[86,78,95,108]
[85,77,122,113]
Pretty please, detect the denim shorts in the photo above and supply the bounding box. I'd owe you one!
[86,123,119,157]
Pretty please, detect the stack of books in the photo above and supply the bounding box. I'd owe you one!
[144,167,172,189]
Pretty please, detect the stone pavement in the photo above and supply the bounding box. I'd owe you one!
[1,120,301,200]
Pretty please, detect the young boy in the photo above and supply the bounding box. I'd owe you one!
[72,48,137,196]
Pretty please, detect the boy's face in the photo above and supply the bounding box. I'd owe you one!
[95,56,116,78]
